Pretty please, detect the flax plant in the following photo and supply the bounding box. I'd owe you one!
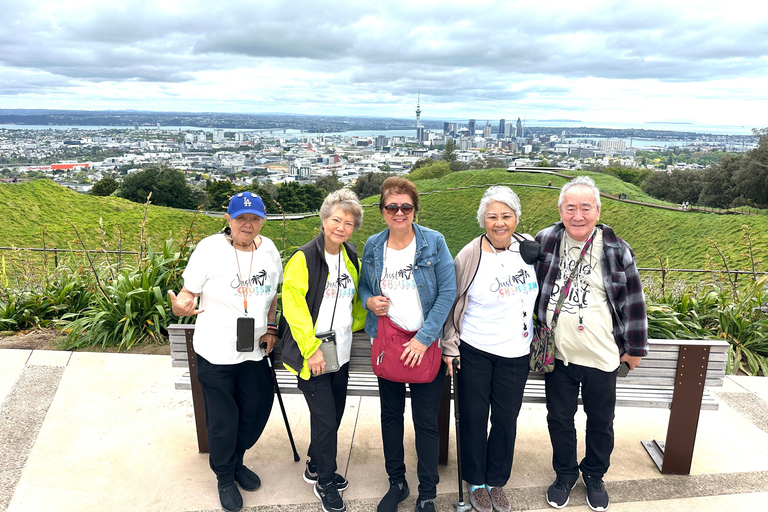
[62,240,189,350]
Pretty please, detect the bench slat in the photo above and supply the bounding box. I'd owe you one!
[170,327,727,412]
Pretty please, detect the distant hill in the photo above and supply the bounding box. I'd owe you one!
[2,172,766,272]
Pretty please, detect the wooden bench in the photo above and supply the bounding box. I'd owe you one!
[168,324,728,475]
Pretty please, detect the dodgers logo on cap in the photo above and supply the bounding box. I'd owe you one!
[227,192,266,219]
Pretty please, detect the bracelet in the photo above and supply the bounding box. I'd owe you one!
[267,322,277,328]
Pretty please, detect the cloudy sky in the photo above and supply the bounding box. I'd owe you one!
[2,0,767,130]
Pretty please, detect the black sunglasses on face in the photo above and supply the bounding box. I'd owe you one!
[383,203,415,215]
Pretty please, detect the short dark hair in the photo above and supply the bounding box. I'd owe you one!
[379,176,419,211]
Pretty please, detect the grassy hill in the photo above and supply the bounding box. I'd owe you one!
[2,173,767,272]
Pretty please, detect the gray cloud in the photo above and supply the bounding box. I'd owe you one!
[1,0,766,122]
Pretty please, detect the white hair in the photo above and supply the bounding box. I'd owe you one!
[558,176,601,209]
[319,188,364,230]
[476,185,522,228]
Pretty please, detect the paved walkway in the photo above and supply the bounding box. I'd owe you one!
[2,349,768,511]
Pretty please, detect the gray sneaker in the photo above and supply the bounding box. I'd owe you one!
[582,473,609,511]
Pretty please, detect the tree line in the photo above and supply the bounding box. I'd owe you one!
[90,165,398,214]
[640,129,768,209]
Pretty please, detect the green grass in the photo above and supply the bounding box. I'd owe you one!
[0,179,224,249]
[3,173,767,272]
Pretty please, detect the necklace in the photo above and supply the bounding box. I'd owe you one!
[484,235,529,338]
[485,234,511,267]
[564,229,597,331]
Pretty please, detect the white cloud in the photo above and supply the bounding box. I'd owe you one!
[1,0,767,129]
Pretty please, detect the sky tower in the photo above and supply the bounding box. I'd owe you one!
[415,94,421,127]
[415,94,423,143]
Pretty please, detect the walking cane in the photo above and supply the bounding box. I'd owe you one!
[452,358,472,512]
[261,342,301,462]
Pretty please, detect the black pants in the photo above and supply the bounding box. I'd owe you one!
[378,362,445,501]
[545,359,617,483]
[457,342,528,487]
[196,354,275,486]
[298,362,350,484]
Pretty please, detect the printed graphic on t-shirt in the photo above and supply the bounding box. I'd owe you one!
[325,272,355,298]
[230,270,274,297]
[547,252,596,316]
[489,268,537,297]
[380,264,417,291]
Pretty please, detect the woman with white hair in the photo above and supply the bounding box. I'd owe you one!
[443,185,540,512]
[279,188,367,512]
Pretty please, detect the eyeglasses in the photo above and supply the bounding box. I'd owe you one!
[383,203,415,215]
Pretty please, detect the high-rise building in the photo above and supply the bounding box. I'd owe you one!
[468,119,476,136]
[498,119,506,138]
[444,122,450,134]
[516,118,523,138]
[483,122,492,138]
[599,139,626,152]
[416,126,425,143]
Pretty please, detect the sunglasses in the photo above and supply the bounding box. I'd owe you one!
[383,203,415,215]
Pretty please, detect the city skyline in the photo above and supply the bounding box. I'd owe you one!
[2,1,767,130]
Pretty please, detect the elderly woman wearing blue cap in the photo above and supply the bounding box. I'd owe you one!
[169,192,283,512]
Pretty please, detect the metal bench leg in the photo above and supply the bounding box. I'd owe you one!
[185,329,209,453]
[642,344,710,474]
[437,372,451,465]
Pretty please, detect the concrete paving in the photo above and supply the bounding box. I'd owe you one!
[2,348,768,512]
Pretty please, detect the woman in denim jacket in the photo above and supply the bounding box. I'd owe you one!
[358,177,456,512]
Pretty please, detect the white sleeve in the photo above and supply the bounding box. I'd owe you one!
[181,239,211,293]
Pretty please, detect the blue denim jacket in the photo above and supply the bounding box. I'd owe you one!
[358,223,457,347]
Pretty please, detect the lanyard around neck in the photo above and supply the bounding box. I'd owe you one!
[233,241,256,314]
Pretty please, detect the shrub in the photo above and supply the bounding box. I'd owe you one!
[61,240,192,350]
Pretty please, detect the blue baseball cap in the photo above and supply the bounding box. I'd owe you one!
[227,192,266,219]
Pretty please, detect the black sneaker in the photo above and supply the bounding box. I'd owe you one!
[415,498,436,512]
[218,482,243,512]
[235,465,261,491]
[303,460,349,491]
[546,477,576,509]
[377,480,410,512]
[314,480,346,512]
[582,473,609,511]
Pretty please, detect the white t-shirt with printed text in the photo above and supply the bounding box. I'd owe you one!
[182,233,282,365]
[461,246,538,358]
[545,230,619,371]
[315,251,356,366]
[379,237,424,333]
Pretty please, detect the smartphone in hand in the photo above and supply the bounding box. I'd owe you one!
[617,361,630,377]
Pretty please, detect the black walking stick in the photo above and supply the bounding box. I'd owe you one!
[261,342,301,462]
[452,358,472,512]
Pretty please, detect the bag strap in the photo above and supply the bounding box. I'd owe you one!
[549,231,596,330]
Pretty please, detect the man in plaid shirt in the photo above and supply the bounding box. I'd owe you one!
[534,176,647,512]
